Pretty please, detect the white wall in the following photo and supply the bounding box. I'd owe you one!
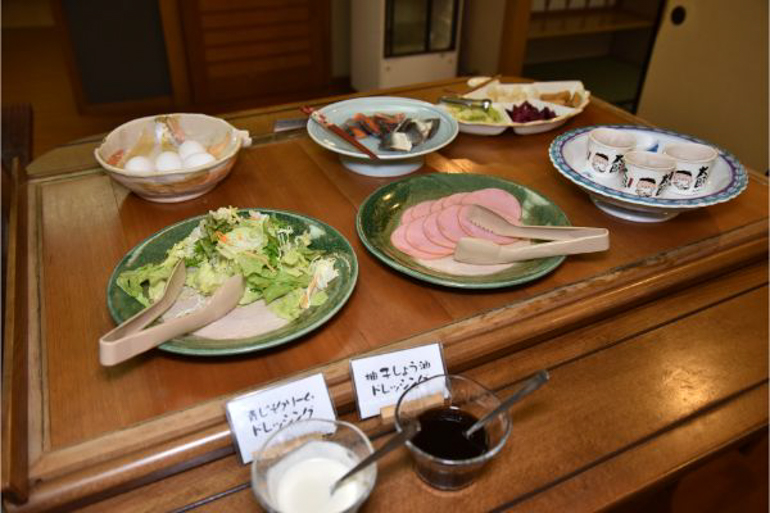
[459,0,506,76]
[638,0,769,172]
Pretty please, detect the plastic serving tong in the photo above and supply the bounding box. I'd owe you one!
[453,205,609,265]
[99,263,244,366]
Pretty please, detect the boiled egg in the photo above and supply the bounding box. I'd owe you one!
[183,152,216,168]
[124,155,155,172]
[155,151,183,172]
[178,140,207,161]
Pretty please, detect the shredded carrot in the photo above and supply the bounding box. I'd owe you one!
[216,231,228,243]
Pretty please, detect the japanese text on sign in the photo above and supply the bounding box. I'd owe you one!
[225,373,336,464]
[350,343,446,419]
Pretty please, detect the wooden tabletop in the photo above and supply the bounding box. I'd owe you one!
[3,77,767,512]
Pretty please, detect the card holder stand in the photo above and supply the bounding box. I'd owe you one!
[379,393,444,424]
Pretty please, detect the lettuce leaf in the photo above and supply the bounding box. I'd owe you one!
[116,207,339,321]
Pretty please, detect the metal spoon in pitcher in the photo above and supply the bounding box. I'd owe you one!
[330,421,421,494]
[464,370,550,439]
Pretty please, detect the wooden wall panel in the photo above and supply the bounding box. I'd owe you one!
[180,0,331,105]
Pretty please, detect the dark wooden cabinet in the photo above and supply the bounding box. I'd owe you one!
[179,0,331,106]
[53,0,333,114]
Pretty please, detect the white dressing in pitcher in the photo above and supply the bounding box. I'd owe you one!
[265,440,371,513]
[273,456,362,513]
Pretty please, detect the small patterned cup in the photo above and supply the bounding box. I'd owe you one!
[620,151,676,198]
[662,143,718,195]
[586,128,637,177]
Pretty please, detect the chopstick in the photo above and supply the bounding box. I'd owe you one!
[300,106,380,160]
[465,74,502,95]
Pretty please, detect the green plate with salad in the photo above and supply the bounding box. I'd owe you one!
[107,207,358,356]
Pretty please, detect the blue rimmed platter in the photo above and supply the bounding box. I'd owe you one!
[549,125,748,222]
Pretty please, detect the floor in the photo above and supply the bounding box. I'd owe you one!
[2,24,768,513]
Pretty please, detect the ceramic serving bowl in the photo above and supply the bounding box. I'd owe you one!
[94,113,252,203]
[463,79,591,135]
[549,125,748,223]
[306,97,459,177]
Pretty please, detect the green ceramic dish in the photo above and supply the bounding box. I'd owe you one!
[106,209,358,356]
[356,173,570,288]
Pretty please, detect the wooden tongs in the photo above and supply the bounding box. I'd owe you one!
[454,205,609,264]
[99,263,244,366]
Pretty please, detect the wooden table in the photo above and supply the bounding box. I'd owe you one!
[3,77,768,512]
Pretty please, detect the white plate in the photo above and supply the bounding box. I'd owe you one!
[306,96,459,177]
[549,125,748,222]
[463,80,591,135]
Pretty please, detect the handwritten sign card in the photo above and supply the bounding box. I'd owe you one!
[225,373,336,464]
[350,343,446,419]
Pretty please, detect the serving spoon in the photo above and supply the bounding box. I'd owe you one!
[330,421,421,494]
[464,370,550,439]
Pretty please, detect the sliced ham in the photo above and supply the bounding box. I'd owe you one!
[429,200,445,214]
[440,192,469,209]
[405,217,453,256]
[422,211,455,248]
[436,204,468,242]
[399,199,435,225]
[410,200,435,219]
[390,224,444,260]
[391,188,523,261]
[461,188,521,225]
[399,209,414,225]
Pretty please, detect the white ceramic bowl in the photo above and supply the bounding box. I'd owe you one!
[95,113,251,203]
[463,79,591,135]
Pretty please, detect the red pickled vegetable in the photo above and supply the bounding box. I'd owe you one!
[506,101,557,123]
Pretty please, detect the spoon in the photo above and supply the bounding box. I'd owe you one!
[439,96,493,112]
[464,370,550,438]
[330,421,421,494]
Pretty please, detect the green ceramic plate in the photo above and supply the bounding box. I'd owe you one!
[107,209,358,356]
[356,173,570,288]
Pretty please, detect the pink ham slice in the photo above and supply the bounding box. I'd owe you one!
[422,211,455,249]
[390,224,444,260]
[405,217,453,257]
[436,204,468,242]
[410,200,435,220]
[457,204,516,244]
[461,188,521,225]
[439,192,469,209]
[399,199,435,225]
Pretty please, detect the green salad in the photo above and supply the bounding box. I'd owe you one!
[445,104,505,124]
[117,207,339,321]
